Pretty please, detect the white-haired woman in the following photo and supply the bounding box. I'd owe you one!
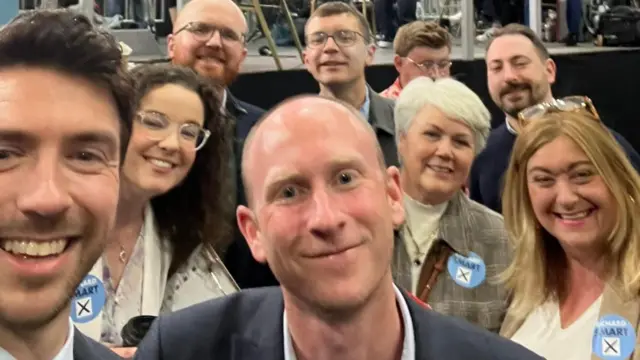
[391,77,510,332]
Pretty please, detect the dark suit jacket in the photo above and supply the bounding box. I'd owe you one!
[368,87,399,167]
[134,287,542,360]
[74,328,123,360]
[221,91,280,289]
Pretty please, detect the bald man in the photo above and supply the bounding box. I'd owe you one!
[134,95,542,360]
[168,0,275,289]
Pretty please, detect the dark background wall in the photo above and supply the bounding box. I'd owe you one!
[231,49,640,151]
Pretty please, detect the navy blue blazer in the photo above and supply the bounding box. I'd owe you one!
[133,287,542,360]
[221,92,280,289]
[74,328,123,360]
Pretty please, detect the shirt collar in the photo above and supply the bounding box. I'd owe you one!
[0,319,75,360]
[505,117,518,135]
[360,87,371,122]
[221,89,228,111]
[283,284,415,360]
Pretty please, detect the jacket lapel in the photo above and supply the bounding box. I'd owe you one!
[438,193,472,254]
[73,328,121,360]
[392,230,412,293]
[231,290,285,360]
[591,281,640,360]
[142,205,171,316]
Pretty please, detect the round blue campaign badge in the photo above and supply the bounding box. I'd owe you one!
[70,275,106,324]
[592,314,636,359]
[447,252,486,289]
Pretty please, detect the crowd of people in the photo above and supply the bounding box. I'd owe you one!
[0,0,639,359]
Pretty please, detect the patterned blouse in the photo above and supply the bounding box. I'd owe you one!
[100,233,145,345]
[380,77,403,99]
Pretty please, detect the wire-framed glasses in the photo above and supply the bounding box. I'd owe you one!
[174,21,245,44]
[306,30,368,48]
[136,111,211,152]
[405,57,452,75]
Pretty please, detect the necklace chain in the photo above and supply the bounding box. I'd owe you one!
[117,224,144,264]
[405,224,439,266]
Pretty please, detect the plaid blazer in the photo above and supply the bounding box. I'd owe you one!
[392,192,511,333]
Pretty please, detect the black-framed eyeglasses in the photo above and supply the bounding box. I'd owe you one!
[174,21,245,44]
[515,96,600,133]
[135,111,211,152]
[306,30,369,48]
[405,57,452,74]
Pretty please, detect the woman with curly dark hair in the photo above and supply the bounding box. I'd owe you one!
[77,63,238,348]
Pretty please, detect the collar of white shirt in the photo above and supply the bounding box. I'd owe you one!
[505,117,518,135]
[283,284,416,360]
[221,89,228,111]
[0,319,75,360]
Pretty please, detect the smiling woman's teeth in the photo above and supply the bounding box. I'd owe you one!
[429,165,453,173]
[1,239,68,257]
[149,159,172,168]
[559,211,590,220]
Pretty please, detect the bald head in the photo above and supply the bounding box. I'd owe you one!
[242,95,386,207]
[174,0,247,33]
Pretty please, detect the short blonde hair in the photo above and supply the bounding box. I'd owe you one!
[393,20,452,56]
[501,110,640,319]
[394,77,491,155]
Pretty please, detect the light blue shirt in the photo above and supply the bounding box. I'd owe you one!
[283,284,415,360]
[0,319,75,360]
[360,89,371,122]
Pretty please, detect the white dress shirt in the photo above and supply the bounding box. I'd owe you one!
[283,284,415,360]
[0,319,74,360]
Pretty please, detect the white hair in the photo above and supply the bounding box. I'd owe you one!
[394,77,491,154]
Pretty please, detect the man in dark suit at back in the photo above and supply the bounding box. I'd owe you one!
[134,95,542,360]
[168,0,275,288]
[0,9,134,360]
[469,23,640,214]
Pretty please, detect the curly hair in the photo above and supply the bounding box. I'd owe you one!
[130,63,234,275]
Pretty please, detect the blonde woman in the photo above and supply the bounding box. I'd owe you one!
[499,97,640,360]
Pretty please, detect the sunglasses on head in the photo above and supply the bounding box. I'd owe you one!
[514,96,600,133]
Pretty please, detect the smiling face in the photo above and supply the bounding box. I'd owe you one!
[0,67,121,330]
[398,105,475,205]
[168,0,248,86]
[486,34,555,119]
[123,84,205,197]
[395,45,451,85]
[303,13,375,87]
[237,98,404,313]
[526,135,616,253]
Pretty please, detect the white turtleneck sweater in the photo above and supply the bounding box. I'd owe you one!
[402,193,448,293]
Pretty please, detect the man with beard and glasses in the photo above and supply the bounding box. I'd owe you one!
[0,9,134,360]
[469,23,640,214]
[168,0,273,289]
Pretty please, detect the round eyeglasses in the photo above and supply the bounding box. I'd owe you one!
[136,111,211,151]
[306,30,368,48]
[174,21,245,44]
